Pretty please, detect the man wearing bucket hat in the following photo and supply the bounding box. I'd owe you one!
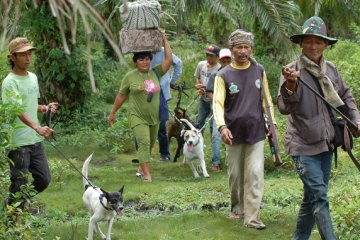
[213,30,276,229]
[2,37,58,207]
[278,16,360,239]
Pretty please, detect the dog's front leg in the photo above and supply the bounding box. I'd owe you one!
[95,222,106,239]
[199,154,210,178]
[188,160,200,178]
[106,218,115,240]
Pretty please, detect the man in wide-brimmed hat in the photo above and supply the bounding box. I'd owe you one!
[278,16,360,239]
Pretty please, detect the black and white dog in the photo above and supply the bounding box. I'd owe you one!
[180,119,210,178]
[82,154,124,240]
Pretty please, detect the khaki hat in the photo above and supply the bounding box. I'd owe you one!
[8,37,36,55]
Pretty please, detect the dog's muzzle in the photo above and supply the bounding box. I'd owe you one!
[116,206,124,215]
[188,141,194,152]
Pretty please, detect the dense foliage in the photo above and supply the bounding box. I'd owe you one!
[0,1,360,239]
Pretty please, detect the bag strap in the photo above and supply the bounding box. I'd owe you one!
[152,68,160,81]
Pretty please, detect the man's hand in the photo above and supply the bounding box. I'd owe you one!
[195,83,206,95]
[39,102,59,114]
[282,66,299,82]
[35,126,54,139]
[354,122,360,138]
[48,102,59,113]
[221,127,233,145]
[108,113,115,127]
[282,66,300,91]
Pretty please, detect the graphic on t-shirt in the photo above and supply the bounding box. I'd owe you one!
[229,82,239,94]
[144,79,159,93]
[255,79,261,89]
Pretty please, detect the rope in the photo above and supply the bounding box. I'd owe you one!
[47,140,96,188]
[199,114,213,132]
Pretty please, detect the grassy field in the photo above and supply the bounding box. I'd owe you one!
[28,133,337,240]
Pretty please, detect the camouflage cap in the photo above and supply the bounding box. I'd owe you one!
[8,37,36,55]
[290,16,337,45]
[228,29,254,48]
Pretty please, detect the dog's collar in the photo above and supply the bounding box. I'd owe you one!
[99,194,114,211]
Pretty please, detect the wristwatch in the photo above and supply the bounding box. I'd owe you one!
[218,125,227,133]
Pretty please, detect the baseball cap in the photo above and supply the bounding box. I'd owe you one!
[219,48,231,59]
[8,37,36,55]
[205,45,220,56]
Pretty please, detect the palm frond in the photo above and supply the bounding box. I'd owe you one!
[204,0,236,25]
[0,0,127,93]
[244,0,301,55]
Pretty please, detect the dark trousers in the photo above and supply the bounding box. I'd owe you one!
[158,119,170,159]
[7,142,51,201]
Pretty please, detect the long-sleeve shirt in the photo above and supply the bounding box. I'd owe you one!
[151,48,182,101]
[213,62,276,130]
[278,60,360,156]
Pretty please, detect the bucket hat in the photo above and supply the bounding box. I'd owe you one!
[290,16,337,45]
[8,37,36,55]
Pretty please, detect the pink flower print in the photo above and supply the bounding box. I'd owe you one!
[144,79,159,93]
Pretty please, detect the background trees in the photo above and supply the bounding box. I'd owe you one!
[1,0,359,110]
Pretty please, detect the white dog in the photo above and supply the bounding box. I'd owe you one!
[180,119,210,178]
[82,154,124,240]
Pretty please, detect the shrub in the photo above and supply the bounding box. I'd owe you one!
[325,39,360,104]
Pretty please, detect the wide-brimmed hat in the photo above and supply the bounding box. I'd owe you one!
[8,37,36,54]
[290,16,337,45]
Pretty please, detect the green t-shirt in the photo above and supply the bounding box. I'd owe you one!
[1,72,43,147]
[119,65,165,128]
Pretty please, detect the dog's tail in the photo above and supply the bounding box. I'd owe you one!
[180,118,198,131]
[82,153,94,189]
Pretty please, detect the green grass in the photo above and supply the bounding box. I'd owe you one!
[32,140,317,240]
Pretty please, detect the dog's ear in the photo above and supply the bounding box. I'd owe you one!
[180,129,185,137]
[100,188,110,198]
[118,185,124,193]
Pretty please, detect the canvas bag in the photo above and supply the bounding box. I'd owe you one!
[119,0,161,30]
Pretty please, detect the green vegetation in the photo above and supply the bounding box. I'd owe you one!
[1,1,360,239]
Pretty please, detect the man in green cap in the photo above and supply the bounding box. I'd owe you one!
[278,16,360,239]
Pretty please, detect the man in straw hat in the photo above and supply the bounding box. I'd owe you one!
[213,30,276,229]
[278,16,360,239]
[2,37,58,208]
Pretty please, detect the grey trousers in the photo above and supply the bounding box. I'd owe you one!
[225,140,265,226]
